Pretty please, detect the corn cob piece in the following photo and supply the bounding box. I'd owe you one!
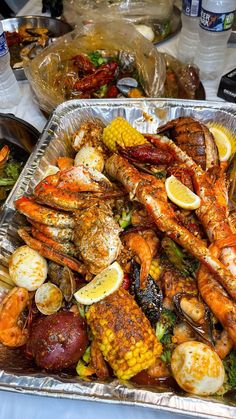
[149,258,162,281]
[102,117,147,152]
[86,288,162,380]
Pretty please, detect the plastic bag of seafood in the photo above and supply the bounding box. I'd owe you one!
[63,0,174,43]
[24,19,166,113]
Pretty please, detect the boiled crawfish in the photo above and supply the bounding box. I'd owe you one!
[74,62,118,93]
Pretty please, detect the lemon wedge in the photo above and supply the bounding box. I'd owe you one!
[208,125,233,161]
[74,262,124,305]
[165,175,201,210]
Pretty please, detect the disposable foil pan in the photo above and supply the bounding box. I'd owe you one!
[0,99,236,418]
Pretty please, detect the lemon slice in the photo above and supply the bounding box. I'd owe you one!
[74,262,124,305]
[165,175,201,210]
[208,126,232,162]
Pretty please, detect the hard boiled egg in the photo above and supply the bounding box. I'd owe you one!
[74,146,104,172]
[171,341,225,396]
[9,245,48,291]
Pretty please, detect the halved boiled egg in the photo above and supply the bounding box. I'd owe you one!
[9,245,48,291]
[171,341,225,396]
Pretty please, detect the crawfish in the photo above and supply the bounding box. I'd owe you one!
[74,62,118,92]
[71,54,96,74]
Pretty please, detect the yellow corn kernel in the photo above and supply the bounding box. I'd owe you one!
[102,117,147,152]
[149,258,162,281]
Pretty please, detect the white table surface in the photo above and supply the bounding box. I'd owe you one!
[0,1,236,418]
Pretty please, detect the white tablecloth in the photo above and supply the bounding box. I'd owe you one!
[0,2,236,418]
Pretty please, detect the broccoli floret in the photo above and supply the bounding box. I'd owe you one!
[162,237,199,277]
[160,349,172,364]
[223,350,236,388]
[4,160,22,181]
[155,308,176,342]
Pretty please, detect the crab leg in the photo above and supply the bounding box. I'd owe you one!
[34,184,106,210]
[18,228,86,275]
[15,196,75,227]
[31,228,77,256]
[34,184,126,211]
[27,219,74,242]
[106,154,236,300]
[147,133,236,277]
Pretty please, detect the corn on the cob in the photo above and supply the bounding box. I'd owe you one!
[86,288,162,380]
[102,117,147,152]
[149,258,162,281]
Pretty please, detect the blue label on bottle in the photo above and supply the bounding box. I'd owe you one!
[0,32,8,57]
[200,8,235,32]
[182,0,202,17]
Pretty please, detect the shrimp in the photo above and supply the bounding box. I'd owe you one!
[122,232,152,288]
[215,330,233,359]
[197,243,236,346]
[147,134,236,277]
[0,287,29,348]
[15,196,75,227]
[18,228,86,275]
[106,154,236,300]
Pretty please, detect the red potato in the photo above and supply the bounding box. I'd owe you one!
[26,311,88,371]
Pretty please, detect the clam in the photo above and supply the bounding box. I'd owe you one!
[48,262,76,302]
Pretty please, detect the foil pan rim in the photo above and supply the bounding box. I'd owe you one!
[1,98,236,418]
[0,370,235,419]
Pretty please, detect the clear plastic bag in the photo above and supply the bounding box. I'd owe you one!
[64,0,174,25]
[24,19,166,114]
[63,0,174,42]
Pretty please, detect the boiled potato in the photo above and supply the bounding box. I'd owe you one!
[26,311,89,371]
[9,245,47,291]
[74,146,104,172]
[171,341,225,396]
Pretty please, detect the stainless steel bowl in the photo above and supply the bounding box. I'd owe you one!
[2,16,73,80]
[0,113,39,154]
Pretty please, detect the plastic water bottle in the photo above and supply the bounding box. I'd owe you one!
[194,0,236,80]
[177,0,202,64]
[0,21,21,109]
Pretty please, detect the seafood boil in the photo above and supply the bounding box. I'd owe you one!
[1,113,236,398]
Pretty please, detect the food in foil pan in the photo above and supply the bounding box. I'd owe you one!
[6,26,51,69]
[1,111,236,400]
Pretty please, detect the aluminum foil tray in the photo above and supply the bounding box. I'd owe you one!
[0,99,236,419]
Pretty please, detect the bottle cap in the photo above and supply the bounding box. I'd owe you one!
[217,68,236,103]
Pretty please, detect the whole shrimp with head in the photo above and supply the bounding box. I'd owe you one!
[0,287,29,348]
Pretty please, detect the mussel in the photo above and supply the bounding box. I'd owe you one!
[117,77,138,96]
[172,292,214,346]
[130,260,163,327]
